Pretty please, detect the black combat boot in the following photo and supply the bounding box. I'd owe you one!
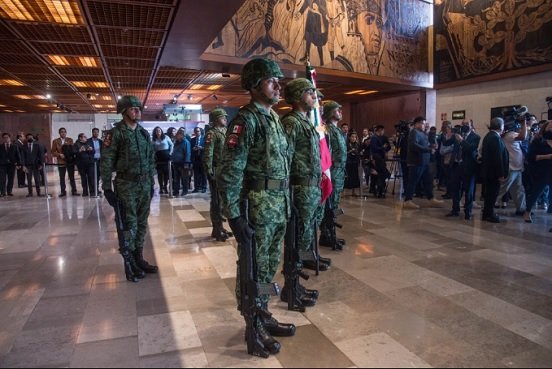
[221,228,233,238]
[297,283,319,299]
[319,236,343,250]
[319,256,332,266]
[280,285,317,307]
[121,250,139,283]
[260,307,296,337]
[129,253,146,279]
[211,229,229,242]
[133,249,158,274]
[302,259,329,272]
[255,319,281,355]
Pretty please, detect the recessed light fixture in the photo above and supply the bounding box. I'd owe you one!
[46,94,52,99]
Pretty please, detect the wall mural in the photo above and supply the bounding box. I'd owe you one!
[205,0,432,84]
[435,0,552,84]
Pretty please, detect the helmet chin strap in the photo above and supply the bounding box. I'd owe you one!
[255,86,279,105]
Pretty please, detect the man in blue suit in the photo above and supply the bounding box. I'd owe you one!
[445,122,481,220]
[191,127,207,193]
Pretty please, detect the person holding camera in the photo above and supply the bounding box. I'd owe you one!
[523,121,552,223]
[403,117,444,209]
[370,125,391,198]
[446,122,481,220]
[73,133,96,197]
[496,118,528,215]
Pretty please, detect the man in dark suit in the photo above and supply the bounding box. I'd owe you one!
[191,127,207,193]
[0,133,21,197]
[481,118,509,223]
[21,133,45,197]
[445,123,481,220]
[15,133,26,188]
[88,128,103,195]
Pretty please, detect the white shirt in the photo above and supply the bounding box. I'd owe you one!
[503,131,524,171]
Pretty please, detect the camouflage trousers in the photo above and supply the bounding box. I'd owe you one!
[236,221,286,305]
[208,178,223,232]
[320,167,345,241]
[115,179,152,252]
[293,185,322,254]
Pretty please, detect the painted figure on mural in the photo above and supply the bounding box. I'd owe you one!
[299,0,329,65]
[326,0,346,61]
[357,0,384,74]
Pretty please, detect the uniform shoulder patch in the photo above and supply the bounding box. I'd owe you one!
[231,124,244,135]
[205,132,213,144]
[103,131,113,148]
[226,134,240,149]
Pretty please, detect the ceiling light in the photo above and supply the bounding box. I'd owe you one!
[0,0,84,24]
[279,107,292,110]
[46,94,52,99]
[78,57,97,67]
[358,90,378,95]
[117,95,122,100]
[344,90,366,95]
[72,81,108,88]
[190,84,204,90]
[102,96,111,101]
[0,104,6,107]
[207,85,222,91]
[0,79,24,86]
[14,95,33,99]
[48,55,70,66]
[0,0,35,21]
[36,104,50,108]
[144,106,148,109]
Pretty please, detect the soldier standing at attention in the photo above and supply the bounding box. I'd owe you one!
[217,58,296,356]
[203,108,233,242]
[101,96,159,282]
[280,78,331,308]
[319,100,348,250]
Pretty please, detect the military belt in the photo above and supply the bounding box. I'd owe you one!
[290,176,320,187]
[116,172,149,182]
[244,178,290,192]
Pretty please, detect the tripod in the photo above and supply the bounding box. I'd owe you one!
[384,157,402,196]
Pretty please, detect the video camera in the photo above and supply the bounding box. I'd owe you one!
[394,120,411,135]
[502,106,530,132]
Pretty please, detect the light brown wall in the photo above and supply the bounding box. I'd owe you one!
[350,91,425,133]
[0,113,52,148]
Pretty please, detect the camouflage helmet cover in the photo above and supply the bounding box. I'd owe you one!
[241,58,284,90]
[284,78,315,104]
[117,95,143,114]
[323,100,342,120]
[209,107,228,123]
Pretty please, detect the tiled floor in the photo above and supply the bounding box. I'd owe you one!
[1,173,552,368]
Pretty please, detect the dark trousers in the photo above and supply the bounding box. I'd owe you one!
[208,178,223,232]
[400,160,409,194]
[450,164,476,215]
[526,177,552,213]
[94,160,101,190]
[77,163,95,196]
[0,164,16,195]
[156,161,170,190]
[17,166,26,187]
[193,161,206,191]
[58,164,77,194]
[26,166,41,194]
[405,164,434,201]
[172,163,190,195]
[483,177,500,218]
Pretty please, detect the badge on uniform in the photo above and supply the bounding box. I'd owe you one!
[205,132,212,144]
[232,125,243,135]
[103,131,113,148]
[227,134,239,149]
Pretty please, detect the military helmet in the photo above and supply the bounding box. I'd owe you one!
[284,78,315,104]
[209,108,228,123]
[241,58,284,90]
[117,95,143,115]
[322,100,342,120]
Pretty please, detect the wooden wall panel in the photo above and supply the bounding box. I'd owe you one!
[350,91,424,133]
[0,113,52,149]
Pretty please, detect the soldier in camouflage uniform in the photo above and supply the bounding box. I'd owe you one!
[280,78,332,308]
[319,100,348,250]
[217,58,296,355]
[203,108,233,242]
[102,96,159,282]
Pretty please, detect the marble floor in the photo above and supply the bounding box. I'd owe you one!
[1,172,552,368]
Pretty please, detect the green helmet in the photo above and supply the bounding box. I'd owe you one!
[117,95,143,115]
[209,108,228,123]
[323,100,342,121]
[241,58,284,90]
[284,78,315,104]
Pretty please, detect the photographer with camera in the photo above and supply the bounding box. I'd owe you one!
[403,117,444,209]
[370,125,391,198]
[495,114,528,216]
[445,122,481,220]
[394,121,411,195]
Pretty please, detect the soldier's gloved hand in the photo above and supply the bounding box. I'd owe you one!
[104,189,118,207]
[229,217,254,245]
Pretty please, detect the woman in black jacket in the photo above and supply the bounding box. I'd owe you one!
[345,132,361,196]
[73,133,96,197]
[524,121,552,223]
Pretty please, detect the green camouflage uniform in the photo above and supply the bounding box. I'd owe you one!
[282,110,321,256]
[101,121,155,252]
[203,125,227,233]
[217,101,291,305]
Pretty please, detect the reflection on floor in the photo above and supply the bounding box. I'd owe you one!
[1,178,551,368]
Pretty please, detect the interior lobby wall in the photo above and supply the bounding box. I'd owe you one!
[349,91,424,133]
[436,70,552,133]
[0,113,51,143]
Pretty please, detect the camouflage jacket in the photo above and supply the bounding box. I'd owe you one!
[281,110,321,181]
[217,101,290,224]
[202,126,227,177]
[326,122,347,169]
[101,121,155,189]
